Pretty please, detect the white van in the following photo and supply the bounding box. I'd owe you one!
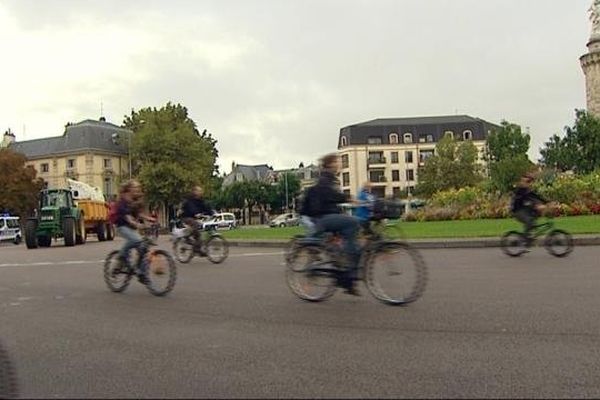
[0,215,22,245]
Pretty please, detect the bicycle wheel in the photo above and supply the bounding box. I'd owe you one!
[103,250,133,293]
[285,244,337,302]
[0,340,18,399]
[500,231,528,257]
[145,250,177,297]
[284,235,304,264]
[544,229,573,258]
[173,237,194,264]
[364,242,427,306]
[205,235,229,264]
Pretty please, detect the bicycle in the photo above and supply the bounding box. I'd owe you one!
[172,217,229,264]
[0,340,18,399]
[104,227,177,296]
[500,215,573,258]
[285,216,427,306]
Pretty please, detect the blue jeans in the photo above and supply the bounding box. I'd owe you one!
[314,214,361,276]
[117,226,144,269]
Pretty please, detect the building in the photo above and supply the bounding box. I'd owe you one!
[5,118,131,198]
[274,163,320,190]
[222,162,276,186]
[581,2,600,116]
[337,115,498,198]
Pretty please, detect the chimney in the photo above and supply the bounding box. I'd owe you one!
[231,161,236,172]
[2,128,15,147]
[99,116,106,122]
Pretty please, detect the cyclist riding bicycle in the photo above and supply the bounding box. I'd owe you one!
[511,172,548,242]
[354,182,376,229]
[115,180,156,284]
[300,153,361,295]
[180,185,214,255]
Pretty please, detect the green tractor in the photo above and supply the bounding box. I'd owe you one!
[25,189,87,249]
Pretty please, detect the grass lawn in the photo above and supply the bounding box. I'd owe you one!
[221,215,600,240]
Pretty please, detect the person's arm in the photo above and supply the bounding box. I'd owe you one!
[530,191,547,204]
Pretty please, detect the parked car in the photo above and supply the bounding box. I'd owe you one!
[0,214,22,245]
[269,213,299,228]
[201,213,237,230]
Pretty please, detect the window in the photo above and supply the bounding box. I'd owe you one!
[367,136,383,145]
[463,130,473,140]
[392,170,400,182]
[403,133,413,144]
[389,133,399,144]
[369,170,386,183]
[341,154,349,169]
[419,150,435,163]
[391,152,399,163]
[368,151,385,164]
[444,131,454,139]
[419,137,426,143]
[426,135,434,143]
[41,163,49,173]
[392,187,401,198]
[343,189,351,197]
[67,159,76,169]
[406,169,415,181]
[341,136,348,147]
[405,151,414,163]
[103,158,112,169]
[342,172,350,187]
[103,177,113,198]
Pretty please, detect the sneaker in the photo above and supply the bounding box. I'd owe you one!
[137,272,150,285]
[343,285,361,296]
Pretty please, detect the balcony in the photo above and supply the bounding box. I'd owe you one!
[367,157,387,166]
[369,175,387,185]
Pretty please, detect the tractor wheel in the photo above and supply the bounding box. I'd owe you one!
[97,222,106,241]
[76,217,87,245]
[63,217,76,247]
[25,220,38,249]
[106,223,115,241]
[38,235,52,247]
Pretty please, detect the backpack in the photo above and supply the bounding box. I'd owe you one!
[299,186,320,217]
[108,201,119,225]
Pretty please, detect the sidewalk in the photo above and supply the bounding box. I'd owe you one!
[227,234,600,249]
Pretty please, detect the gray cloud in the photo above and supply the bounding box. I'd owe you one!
[1,0,592,172]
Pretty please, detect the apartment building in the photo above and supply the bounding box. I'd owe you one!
[337,115,499,198]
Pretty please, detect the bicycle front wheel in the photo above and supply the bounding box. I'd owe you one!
[0,340,18,399]
[145,250,177,297]
[173,238,194,264]
[500,231,528,257]
[285,244,337,302]
[206,235,229,264]
[545,229,573,258]
[364,242,427,306]
[103,250,132,293]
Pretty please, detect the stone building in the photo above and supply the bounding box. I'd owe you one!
[337,115,498,198]
[5,118,131,199]
[581,2,600,116]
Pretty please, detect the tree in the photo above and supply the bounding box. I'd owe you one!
[123,103,219,210]
[540,110,600,174]
[485,120,533,192]
[415,136,482,197]
[273,172,301,211]
[0,149,44,218]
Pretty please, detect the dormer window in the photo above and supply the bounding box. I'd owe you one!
[389,133,399,144]
[444,131,454,139]
[463,130,473,140]
[403,133,413,144]
[340,136,347,147]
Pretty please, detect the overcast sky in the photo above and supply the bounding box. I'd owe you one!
[0,0,593,173]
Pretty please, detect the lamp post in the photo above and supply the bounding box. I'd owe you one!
[285,173,289,211]
[111,131,133,179]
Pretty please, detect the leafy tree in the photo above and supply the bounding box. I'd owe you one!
[123,103,219,209]
[0,149,44,217]
[416,136,482,197]
[540,110,600,174]
[273,172,301,211]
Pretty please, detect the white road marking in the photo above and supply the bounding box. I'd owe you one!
[229,252,283,257]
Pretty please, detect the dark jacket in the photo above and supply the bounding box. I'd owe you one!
[300,171,348,217]
[115,199,138,229]
[181,197,213,219]
[511,186,547,214]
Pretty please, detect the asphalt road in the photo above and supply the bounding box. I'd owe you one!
[1,237,600,398]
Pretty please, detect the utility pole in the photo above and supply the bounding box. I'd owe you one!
[285,173,289,211]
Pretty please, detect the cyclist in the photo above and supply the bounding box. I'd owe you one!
[115,180,155,283]
[511,172,548,242]
[302,153,361,295]
[354,182,375,229]
[181,185,214,255]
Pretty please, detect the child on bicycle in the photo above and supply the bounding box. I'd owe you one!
[511,172,548,241]
[115,180,155,283]
[180,185,214,255]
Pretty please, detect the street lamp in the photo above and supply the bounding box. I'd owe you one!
[111,131,132,179]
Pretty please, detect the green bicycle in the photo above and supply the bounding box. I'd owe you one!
[500,216,573,258]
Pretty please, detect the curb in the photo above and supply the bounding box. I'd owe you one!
[227,236,600,249]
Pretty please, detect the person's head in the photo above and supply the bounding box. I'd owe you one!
[319,153,340,174]
[119,179,142,201]
[519,172,535,187]
[361,182,372,193]
[191,185,204,199]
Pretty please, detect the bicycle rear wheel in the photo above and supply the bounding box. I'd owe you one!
[500,231,528,257]
[364,242,427,306]
[103,250,133,293]
[206,235,229,264]
[0,340,17,399]
[173,237,194,264]
[285,244,337,302]
[545,229,573,258]
[145,250,177,297]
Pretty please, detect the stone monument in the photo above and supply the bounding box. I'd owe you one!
[581,0,600,116]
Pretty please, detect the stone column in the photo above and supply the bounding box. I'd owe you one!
[580,37,600,116]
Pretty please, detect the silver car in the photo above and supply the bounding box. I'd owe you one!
[269,213,299,228]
